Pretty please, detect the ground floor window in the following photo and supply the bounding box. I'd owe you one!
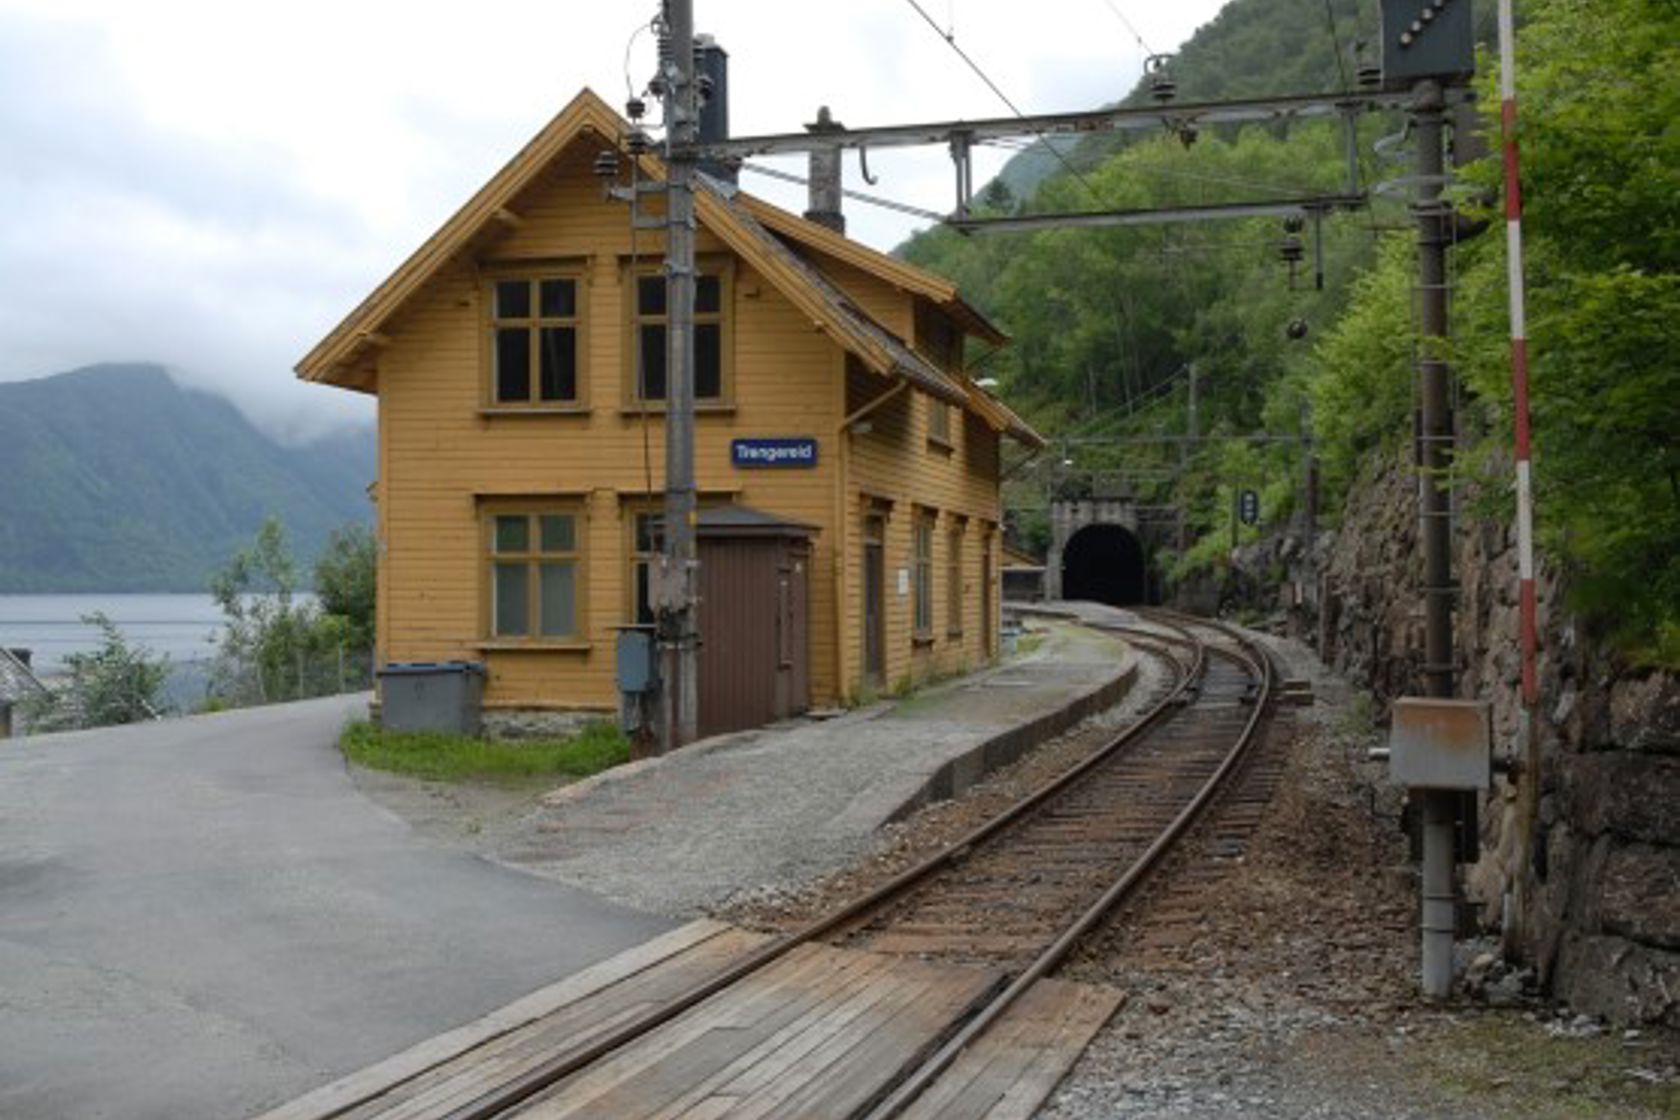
[487,508,582,639]
[630,510,665,625]
[913,508,935,638]
[947,520,964,637]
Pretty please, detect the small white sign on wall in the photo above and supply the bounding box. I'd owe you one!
[897,568,910,596]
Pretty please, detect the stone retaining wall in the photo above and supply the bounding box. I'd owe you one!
[1302,449,1679,1026]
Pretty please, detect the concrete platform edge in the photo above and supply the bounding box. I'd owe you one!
[884,642,1139,825]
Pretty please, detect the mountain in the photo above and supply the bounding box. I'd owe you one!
[0,363,375,592]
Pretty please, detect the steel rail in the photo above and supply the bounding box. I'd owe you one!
[858,610,1274,1120]
[438,624,1202,1120]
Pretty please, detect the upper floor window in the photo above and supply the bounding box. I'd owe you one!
[491,275,581,406]
[927,393,952,446]
[631,266,728,403]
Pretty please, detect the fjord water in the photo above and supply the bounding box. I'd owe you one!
[0,594,232,711]
[0,594,226,672]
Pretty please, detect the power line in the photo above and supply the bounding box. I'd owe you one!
[901,0,1109,208]
[1095,0,1155,56]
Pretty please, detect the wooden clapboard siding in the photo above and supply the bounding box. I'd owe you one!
[840,358,1002,694]
[373,133,845,710]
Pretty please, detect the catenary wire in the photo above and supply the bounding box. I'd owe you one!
[901,0,1110,208]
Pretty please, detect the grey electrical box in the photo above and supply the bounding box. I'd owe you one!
[378,661,485,735]
[1380,0,1476,88]
[1389,697,1491,790]
[616,627,658,693]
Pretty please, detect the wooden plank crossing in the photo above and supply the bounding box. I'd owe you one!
[261,920,1121,1120]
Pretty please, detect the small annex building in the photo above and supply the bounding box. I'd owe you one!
[298,88,1042,732]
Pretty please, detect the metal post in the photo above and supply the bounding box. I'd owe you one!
[1415,79,1453,701]
[1179,364,1197,554]
[1422,785,1458,995]
[1413,78,1458,999]
[658,0,700,750]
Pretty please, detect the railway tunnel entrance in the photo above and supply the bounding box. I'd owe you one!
[1060,523,1148,606]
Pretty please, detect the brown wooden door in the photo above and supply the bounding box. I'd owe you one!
[982,530,995,659]
[698,535,811,737]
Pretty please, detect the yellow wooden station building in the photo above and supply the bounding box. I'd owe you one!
[298,87,1041,735]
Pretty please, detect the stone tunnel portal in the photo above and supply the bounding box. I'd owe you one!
[1060,523,1148,607]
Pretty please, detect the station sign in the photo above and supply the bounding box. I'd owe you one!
[1238,488,1260,526]
[731,437,819,469]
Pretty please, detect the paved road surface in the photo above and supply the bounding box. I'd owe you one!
[0,696,671,1119]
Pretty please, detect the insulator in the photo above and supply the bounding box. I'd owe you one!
[1357,61,1382,88]
[592,150,620,179]
[696,73,714,103]
[1146,53,1177,104]
[1177,123,1199,150]
[626,96,647,121]
[625,128,651,156]
[1280,236,1305,264]
[648,74,668,98]
[1282,215,1306,235]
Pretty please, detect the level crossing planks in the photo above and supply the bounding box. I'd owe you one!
[261,919,1120,1120]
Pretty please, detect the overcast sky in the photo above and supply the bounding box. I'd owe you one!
[0,0,1228,442]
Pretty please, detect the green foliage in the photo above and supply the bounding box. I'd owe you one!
[1308,235,1417,500]
[209,517,374,705]
[312,523,378,650]
[1311,0,1680,663]
[21,612,169,731]
[341,720,629,787]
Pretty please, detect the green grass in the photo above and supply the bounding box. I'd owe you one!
[341,720,630,787]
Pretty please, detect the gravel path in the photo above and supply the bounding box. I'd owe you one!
[355,619,1140,918]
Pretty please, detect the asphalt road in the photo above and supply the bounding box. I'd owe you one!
[0,695,672,1120]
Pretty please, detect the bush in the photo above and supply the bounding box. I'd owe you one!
[21,612,169,731]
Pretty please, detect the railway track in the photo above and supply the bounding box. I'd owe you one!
[303,610,1283,1120]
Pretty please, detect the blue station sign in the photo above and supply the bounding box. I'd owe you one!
[731,437,819,469]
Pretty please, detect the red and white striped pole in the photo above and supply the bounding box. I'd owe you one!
[1500,0,1541,955]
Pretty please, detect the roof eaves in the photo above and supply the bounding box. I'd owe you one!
[741,195,1008,347]
[296,88,624,386]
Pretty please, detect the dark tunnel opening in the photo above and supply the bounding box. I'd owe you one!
[1061,523,1149,606]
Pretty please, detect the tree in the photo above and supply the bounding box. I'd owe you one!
[210,516,368,705]
[313,523,377,651]
[22,613,169,731]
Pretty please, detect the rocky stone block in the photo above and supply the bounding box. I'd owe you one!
[1608,672,1680,755]
[1561,753,1680,846]
[1599,842,1680,951]
[1555,932,1680,1027]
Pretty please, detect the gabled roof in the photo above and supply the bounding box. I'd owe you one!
[736,196,1007,347]
[296,87,1041,447]
[0,648,47,707]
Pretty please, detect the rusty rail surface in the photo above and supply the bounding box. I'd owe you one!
[439,610,1274,1120]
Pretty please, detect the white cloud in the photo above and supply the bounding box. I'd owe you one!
[0,0,1226,440]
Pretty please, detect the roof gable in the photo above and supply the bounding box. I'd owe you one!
[295,87,1040,447]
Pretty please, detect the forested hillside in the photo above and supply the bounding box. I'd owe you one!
[0,364,375,592]
[902,0,1679,664]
